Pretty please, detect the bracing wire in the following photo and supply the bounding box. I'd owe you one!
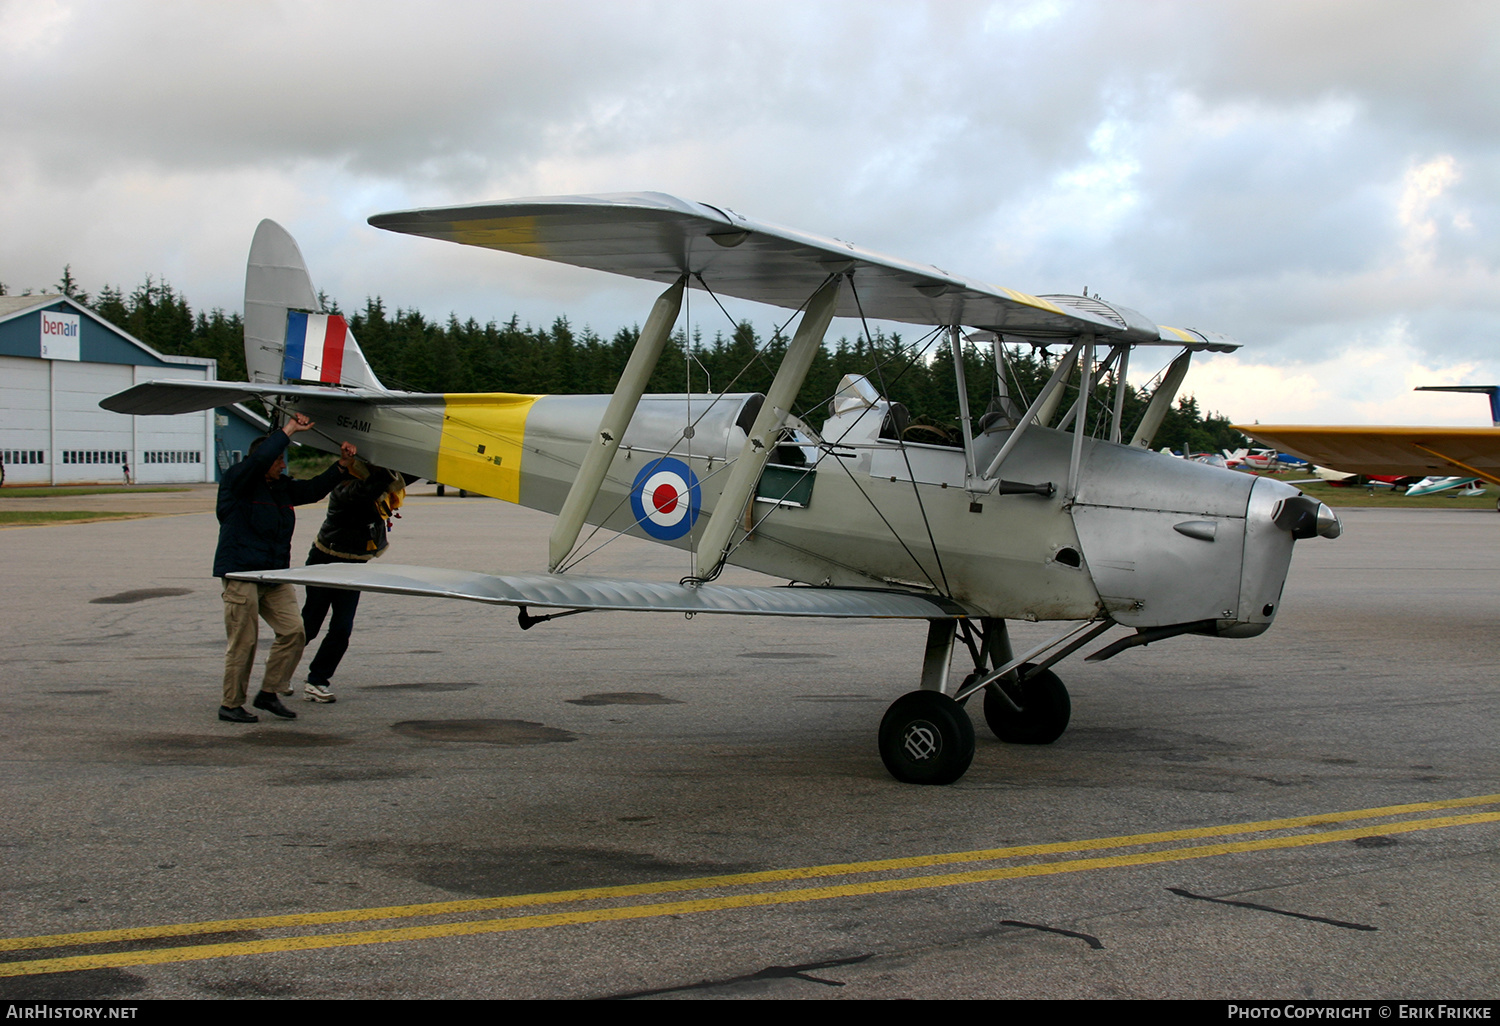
[847,276,951,598]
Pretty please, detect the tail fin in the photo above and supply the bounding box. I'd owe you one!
[1415,385,1500,427]
[243,220,385,390]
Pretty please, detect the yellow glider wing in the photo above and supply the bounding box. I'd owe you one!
[1235,425,1500,486]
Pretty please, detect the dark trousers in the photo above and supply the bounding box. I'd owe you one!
[301,547,363,686]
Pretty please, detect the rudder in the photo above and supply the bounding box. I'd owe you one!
[243,220,384,390]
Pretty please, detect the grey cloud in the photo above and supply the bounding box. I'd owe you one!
[3,0,1497,403]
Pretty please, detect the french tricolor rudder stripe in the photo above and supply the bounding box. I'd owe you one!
[282,311,309,380]
[321,314,346,384]
[282,312,350,384]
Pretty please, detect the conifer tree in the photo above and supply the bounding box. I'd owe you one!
[67,265,1243,448]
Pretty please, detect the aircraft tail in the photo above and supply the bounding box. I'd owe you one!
[244,220,385,391]
[1414,385,1500,427]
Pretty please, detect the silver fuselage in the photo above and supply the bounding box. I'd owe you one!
[283,390,1302,633]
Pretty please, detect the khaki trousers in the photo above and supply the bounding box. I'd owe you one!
[221,579,306,708]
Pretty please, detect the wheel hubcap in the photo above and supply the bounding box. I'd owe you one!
[902,719,942,761]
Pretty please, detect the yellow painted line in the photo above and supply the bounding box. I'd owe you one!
[3,792,1496,955]
[2,810,1495,978]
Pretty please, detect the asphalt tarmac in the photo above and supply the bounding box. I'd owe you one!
[1,493,1496,1000]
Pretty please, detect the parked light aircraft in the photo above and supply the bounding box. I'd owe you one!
[103,194,1342,784]
[1240,386,1500,512]
[1404,476,1483,498]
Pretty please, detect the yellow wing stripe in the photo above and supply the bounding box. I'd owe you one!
[1000,287,1067,316]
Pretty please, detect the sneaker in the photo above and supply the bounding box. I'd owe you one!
[219,705,258,723]
[304,682,336,703]
[252,691,297,719]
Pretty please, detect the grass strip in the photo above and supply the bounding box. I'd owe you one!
[1245,474,1496,510]
[0,486,188,497]
[0,511,147,526]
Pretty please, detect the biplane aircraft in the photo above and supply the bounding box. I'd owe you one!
[102,193,1342,784]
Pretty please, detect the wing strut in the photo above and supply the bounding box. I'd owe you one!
[1066,337,1094,499]
[948,325,978,480]
[693,274,841,578]
[1130,349,1192,449]
[1410,442,1500,487]
[1035,348,1076,429]
[980,339,1084,483]
[549,276,686,571]
[1109,343,1131,444]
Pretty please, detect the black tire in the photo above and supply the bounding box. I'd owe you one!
[983,664,1070,744]
[878,690,975,785]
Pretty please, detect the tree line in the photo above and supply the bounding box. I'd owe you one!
[48,268,1246,455]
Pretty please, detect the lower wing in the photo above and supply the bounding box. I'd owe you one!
[228,564,975,619]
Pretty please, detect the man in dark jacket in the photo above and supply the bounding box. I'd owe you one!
[300,463,405,702]
[215,412,354,723]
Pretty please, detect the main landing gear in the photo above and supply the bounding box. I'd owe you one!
[877,618,1109,785]
[983,664,1070,745]
[878,691,975,785]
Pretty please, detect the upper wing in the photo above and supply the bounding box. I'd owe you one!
[369,192,1234,348]
[229,563,976,619]
[1237,425,1500,486]
[99,379,445,416]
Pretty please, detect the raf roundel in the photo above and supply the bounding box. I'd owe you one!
[629,457,701,541]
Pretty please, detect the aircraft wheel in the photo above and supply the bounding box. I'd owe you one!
[984,664,1070,745]
[878,690,975,785]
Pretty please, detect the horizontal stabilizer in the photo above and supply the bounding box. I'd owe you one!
[228,563,975,619]
[100,379,443,416]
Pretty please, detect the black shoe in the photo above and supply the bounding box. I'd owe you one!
[219,705,259,723]
[252,691,297,719]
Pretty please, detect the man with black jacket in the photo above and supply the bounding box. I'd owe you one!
[300,463,405,702]
[214,412,354,723]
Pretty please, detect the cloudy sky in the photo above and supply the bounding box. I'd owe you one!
[3,0,1496,425]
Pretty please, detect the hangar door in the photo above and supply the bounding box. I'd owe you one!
[0,356,50,485]
[47,362,212,485]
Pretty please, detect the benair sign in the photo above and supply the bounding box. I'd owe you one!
[40,311,81,361]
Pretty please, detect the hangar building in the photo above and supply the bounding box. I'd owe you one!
[0,294,266,487]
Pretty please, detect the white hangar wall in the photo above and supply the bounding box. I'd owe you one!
[0,295,216,486]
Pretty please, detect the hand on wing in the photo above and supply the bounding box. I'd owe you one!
[338,440,358,468]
